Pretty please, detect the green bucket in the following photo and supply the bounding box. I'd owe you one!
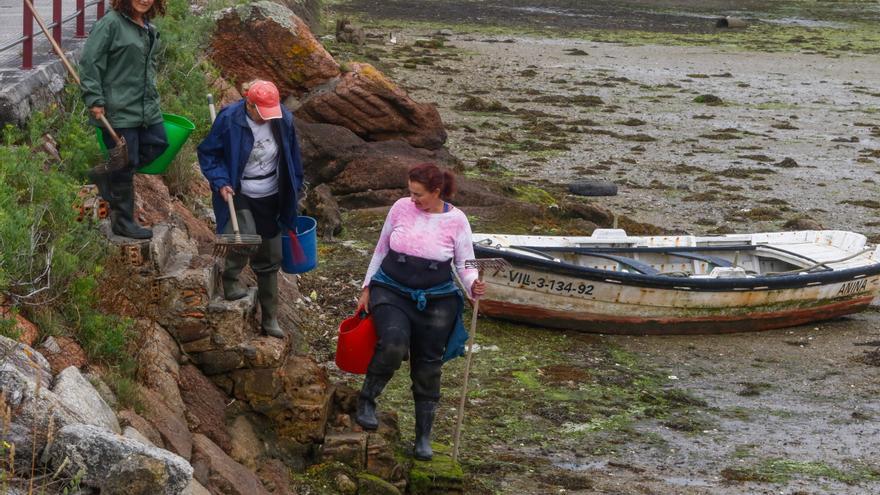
[96,113,196,174]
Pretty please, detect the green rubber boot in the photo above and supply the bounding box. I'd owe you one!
[257,271,284,338]
[87,169,111,202]
[222,253,249,301]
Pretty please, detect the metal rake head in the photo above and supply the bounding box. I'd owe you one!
[91,137,130,175]
[212,233,262,259]
[465,257,511,275]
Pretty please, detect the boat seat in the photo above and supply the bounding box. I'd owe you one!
[578,252,660,275]
[667,251,733,268]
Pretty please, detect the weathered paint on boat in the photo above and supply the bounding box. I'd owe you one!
[473,230,880,334]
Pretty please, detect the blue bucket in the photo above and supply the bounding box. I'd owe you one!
[282,216,318,274]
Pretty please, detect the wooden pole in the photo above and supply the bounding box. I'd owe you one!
[452,269,482,463]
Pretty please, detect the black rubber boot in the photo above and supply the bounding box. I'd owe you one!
[413,401,437,461]
[257,271,284,338]
[87,169,111,202]
[356,374,389,431]
[108,172,152,239]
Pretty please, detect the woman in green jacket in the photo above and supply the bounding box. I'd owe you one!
[80,0,168,239]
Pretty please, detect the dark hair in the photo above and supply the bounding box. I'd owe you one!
[408,163,456,199]
[112,0,166,20]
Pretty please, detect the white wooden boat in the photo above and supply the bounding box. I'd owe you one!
[472,229,880,334]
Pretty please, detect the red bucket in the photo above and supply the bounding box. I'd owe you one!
[335,313,377,374]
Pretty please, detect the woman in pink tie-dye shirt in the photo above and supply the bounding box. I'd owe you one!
[353,163,485,461]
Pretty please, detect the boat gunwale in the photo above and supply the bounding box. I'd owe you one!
[474,244,880,292]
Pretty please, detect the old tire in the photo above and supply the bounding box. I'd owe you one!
[568,180,618,197]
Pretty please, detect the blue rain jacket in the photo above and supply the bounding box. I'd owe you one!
[197,99,304,233]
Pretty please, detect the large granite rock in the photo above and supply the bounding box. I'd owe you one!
[211,1,339,97]
[52,366,121,434]
[140,386,194,461]
[119,409,165,448]
[297,62,447,150]
[228,415,264,469]
[137,320,186,414]
[0,336,79,467]
[297,121,508,209]
[178,364,232,453]
[191,433,271,495]
[296,122,450,208]
[278,0,321,29]
[47,424,193,495]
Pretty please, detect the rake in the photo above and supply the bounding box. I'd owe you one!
[452,257,511,463]
[212,194,262,258]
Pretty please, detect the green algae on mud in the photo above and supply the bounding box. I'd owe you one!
[366,318,711,491]
[721,458,880,485]
[408,444,465,494]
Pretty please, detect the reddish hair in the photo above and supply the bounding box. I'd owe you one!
[408,163,456,199]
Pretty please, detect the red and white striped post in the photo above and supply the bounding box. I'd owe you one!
[97,0,105,19]
[22,0,33,69]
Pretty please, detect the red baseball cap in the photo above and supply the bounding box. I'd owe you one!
[246,80,282,120]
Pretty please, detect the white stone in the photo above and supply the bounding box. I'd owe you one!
[49,424,193,495]
[53,366,121,434]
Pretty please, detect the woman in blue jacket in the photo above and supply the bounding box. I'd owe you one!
[197,80,304,337]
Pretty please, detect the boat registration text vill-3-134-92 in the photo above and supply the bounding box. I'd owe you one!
[507,270,595,295]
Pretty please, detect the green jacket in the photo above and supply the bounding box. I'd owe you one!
[79,10,163,128]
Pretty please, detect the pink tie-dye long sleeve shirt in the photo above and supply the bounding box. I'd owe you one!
[362,197,479,297]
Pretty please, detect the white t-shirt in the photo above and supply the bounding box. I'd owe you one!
[241,116,279,198]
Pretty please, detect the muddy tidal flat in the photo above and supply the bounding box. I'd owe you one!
[299,1,880,493]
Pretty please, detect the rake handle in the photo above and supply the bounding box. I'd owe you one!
[23,0,124,148]
[225,193,241,236]
[452,268,483,464]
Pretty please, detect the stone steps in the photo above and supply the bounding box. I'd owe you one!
[142,223,293,379]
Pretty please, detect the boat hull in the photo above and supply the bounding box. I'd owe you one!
[480,297,874,335]
[478,263,880,335]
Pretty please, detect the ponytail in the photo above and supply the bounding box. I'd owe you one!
[408,163,457,200]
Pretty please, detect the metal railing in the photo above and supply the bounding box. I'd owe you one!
[0,0,105,70]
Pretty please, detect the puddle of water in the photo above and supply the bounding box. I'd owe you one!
[663,476,714,487]
[761,17,847,29]
[554,460,608,471]
[508,6,598,19]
